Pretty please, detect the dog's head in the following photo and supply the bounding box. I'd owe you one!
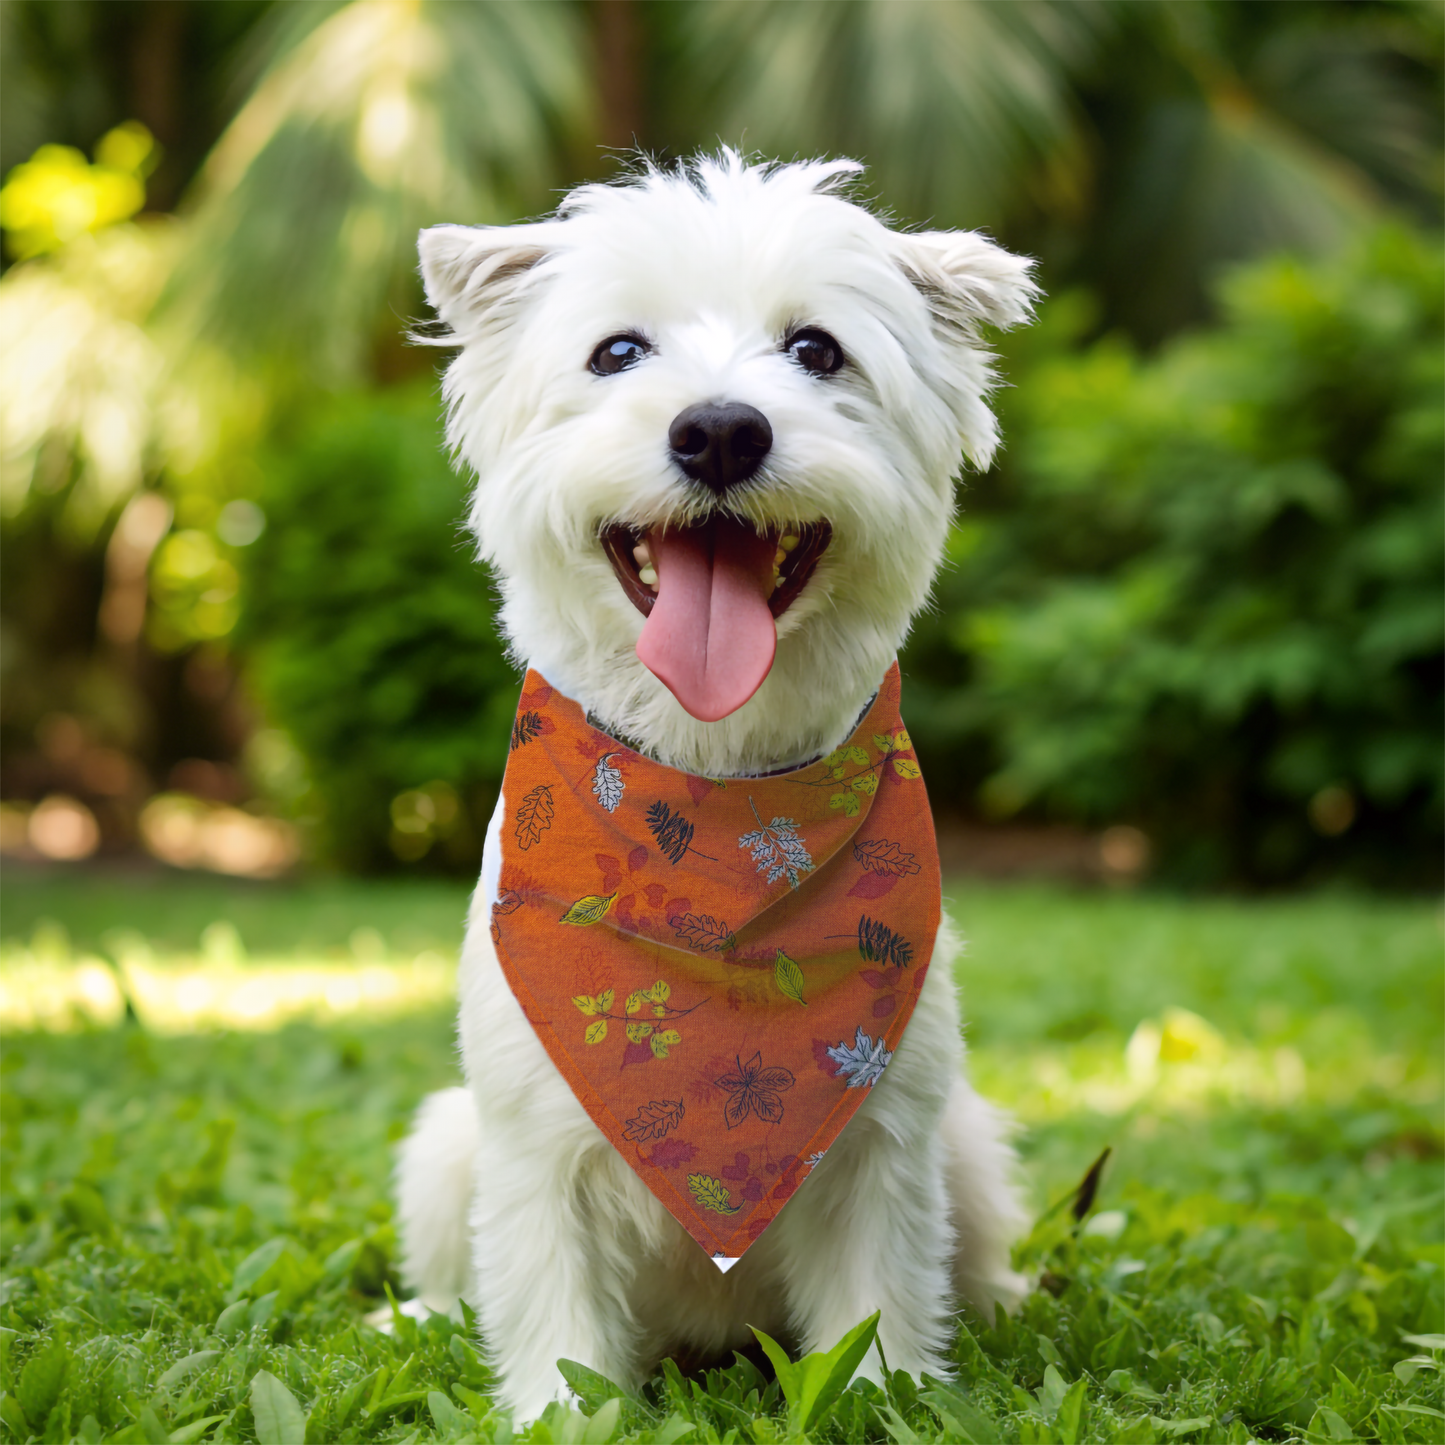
[421,152,1035,775]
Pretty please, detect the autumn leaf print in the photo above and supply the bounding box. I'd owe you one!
[558,892,618,926]
[672,913,735,953]
[514,784,554,850]
[857,915,914,968]
[852,840,921,876]
[646,801,711,864]
[650,1028,682,1059]
[592,753,624,812]
[715,1052,795,1129]
[622,1097,685,1142]
[687,1174,741,1215]
[493,889,524,914]
[510,711,544,751]
[891,758,922,779]
[583,1019,608,1045]
[773,949,806,1005]
[829,791,860,817]
[571,988,615,1017]
[738,799,814,889]
[826,1027,893,1087]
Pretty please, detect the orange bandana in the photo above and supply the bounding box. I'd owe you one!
[491,663,940,1267]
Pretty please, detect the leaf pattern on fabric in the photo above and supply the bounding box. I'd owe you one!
[715,1052,795,1129]
[622,1097,686,1142]
[891,758,922,779]
[592,753,624,812]
[558,892,618,926]
[858,915,913,968]
[828,791,860,817]
[583,1019,608,1045]
[672,912,734,953]
[647,1137,698,1169]
[647,801,696,864]
[493,889,524,915]
[511,711,545,751]
[773,949,806,1005]
[687,1174,741,1215]
[514,784,554,850]
[571,988,615,1017]
[739,799,814,889]
[826,1026,892,1087]
[852,839,921,876]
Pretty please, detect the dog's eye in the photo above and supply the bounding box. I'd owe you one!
[589,334,651,376]
[786,329,845,376]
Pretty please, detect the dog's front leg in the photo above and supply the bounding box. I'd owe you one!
[764,962,963,1382]
[469,1113,643,1421]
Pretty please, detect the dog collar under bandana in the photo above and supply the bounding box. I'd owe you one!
[490,662,941,1268]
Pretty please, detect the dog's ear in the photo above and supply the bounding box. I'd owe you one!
[892,230,1039,334]
[418,223,554,329]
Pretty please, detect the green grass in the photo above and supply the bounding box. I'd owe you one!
[1,868,1441,1443]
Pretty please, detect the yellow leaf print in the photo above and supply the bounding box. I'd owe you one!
[893,728,912,750]
[650,1029,681,1059]
[830,791,861,817]
[851,772,878,795]
[687,1174,740,1215]
[626,1022,654,1043]
[649,980,671,1003]
[625,990,644,1015]
[873,733,895,753]
[846,745,869,766]
[584,1019,608,1045]
[559,892,618,926]
[774,949,806,1005]
[891,759,922,780]
[572,995,597,1016]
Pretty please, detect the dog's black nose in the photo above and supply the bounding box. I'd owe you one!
[668,402,773,495]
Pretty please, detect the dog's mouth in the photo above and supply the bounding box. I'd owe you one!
[601,518,832,722]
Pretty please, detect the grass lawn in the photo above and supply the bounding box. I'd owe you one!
[1,866,1441,1442]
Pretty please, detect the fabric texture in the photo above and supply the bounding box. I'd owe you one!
[491,663,941,1265]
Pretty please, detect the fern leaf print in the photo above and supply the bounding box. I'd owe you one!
[738,798,814,889]
[857,915,913,968]
[647,801,695,864]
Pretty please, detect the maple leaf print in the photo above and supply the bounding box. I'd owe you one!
[513,784,553,850]
[646,801,697,864]
[826,1026,893,1088]
[738,798,814,889]
[510,710,544,750]
[852,839,921,876]
[687,1174,741,1215]
[857,915,914,968]
[592,753,624,812]
[622,1097,686,1143]
[672,913,735,953]
[714,1052,795,1129]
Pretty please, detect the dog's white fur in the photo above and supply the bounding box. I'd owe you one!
[396,152,1036,1420]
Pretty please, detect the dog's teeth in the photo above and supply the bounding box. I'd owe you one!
[781,534,800,552]
[638,566,657,588]
[632,543,651,567]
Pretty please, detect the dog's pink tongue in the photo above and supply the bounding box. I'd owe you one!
[637,518,777,721]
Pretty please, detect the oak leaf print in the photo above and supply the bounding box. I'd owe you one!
[672,913,735,953]
[826,1026,893,1087]
[592,753,624,812]
[558,892,618,927]
[622,1097,685,1143]
[510,711,544,751]
[739,799,814,889]
[687,1174,741,1215]
[514,785,554,850]
[715,1052,795,1129]
[852,840,921,876]
[773,949,806,1005]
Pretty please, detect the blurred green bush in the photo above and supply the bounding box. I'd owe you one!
[905,228,1443,886]
[241,385,516,871]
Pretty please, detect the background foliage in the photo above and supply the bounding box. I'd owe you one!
[1,0,1441,882]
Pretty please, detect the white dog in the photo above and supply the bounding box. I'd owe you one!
[396,151,1035,1421]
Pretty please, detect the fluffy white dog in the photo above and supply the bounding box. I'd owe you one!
[396,151,1036,1421]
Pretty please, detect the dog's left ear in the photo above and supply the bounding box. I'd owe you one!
[892,230,1039,335]
[418,222,555,331]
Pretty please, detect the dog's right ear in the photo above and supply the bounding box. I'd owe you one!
[417,223,553,330]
